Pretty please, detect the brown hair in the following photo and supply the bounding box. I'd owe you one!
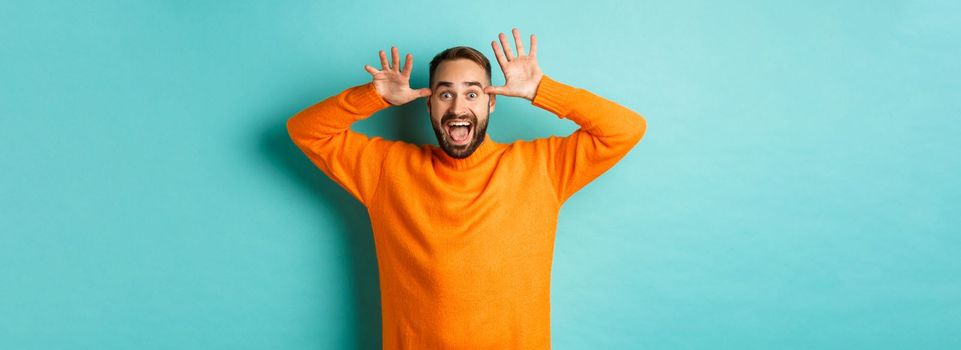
[428,46,492,88]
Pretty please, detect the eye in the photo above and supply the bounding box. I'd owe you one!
[467,92,478,99]
[440,92,452,99]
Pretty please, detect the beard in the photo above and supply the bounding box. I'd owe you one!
[431,106,490,159]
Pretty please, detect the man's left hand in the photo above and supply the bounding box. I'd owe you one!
[485,28,544,101]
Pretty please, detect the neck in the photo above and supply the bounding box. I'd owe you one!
[432,133,501,170]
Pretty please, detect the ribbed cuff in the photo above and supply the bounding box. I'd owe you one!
[531,75,579,119]
[346,82,392,118]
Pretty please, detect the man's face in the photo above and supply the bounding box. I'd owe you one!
[427,59,496,159]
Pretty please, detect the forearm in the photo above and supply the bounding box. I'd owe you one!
[287,82,391,147]
[531,75,646,144]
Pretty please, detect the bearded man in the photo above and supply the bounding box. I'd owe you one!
[287,28,646,349]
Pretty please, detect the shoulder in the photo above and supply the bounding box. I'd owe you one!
[506,136,565,154]
[380,139,434,162]
[502,137,563,163]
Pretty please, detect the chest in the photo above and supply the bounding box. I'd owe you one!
[371,152,559,225]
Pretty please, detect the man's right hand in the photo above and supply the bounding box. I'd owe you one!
[364,47,431,106]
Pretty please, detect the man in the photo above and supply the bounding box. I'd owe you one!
[287,28,646,349]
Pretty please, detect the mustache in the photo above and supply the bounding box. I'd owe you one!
[441,113,475,124]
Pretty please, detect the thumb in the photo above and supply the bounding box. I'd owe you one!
[484,85,507,95]
[416,88,432,97]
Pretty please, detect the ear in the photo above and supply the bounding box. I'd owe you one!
[488,93,496,114]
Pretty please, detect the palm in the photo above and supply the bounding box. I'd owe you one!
[364,47,430,106]
[370,70,415,104]
[485,28,544,101]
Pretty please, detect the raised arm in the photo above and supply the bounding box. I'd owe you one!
[486,28,647,203]
[287,47,430,206]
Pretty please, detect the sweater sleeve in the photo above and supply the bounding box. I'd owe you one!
[286,82,394,207]
[531,75,647,203]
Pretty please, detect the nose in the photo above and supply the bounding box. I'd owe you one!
[449,95,469,116]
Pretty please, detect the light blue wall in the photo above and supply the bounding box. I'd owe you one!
[2,0,959,349]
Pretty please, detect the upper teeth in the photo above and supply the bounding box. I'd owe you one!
[449,122,470,126]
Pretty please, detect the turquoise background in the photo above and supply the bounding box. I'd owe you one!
[2,0,959,349]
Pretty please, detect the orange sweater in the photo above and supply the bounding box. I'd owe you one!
[287,75,646,349]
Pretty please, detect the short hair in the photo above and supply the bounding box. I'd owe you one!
[428,46,492,88]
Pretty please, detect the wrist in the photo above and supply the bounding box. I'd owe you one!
[363,82,392,111]
[526,74,544,101]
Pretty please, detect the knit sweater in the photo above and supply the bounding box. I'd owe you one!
[287,75,646,349]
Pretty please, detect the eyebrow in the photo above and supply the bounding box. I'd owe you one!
[435,81,484,89]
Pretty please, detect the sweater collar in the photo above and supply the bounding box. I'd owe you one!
[431,133,502,170]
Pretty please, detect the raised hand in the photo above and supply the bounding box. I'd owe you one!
[364,47,431,106]
[484,28,544,101]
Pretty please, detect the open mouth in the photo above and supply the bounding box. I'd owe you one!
[445,119,473,146]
